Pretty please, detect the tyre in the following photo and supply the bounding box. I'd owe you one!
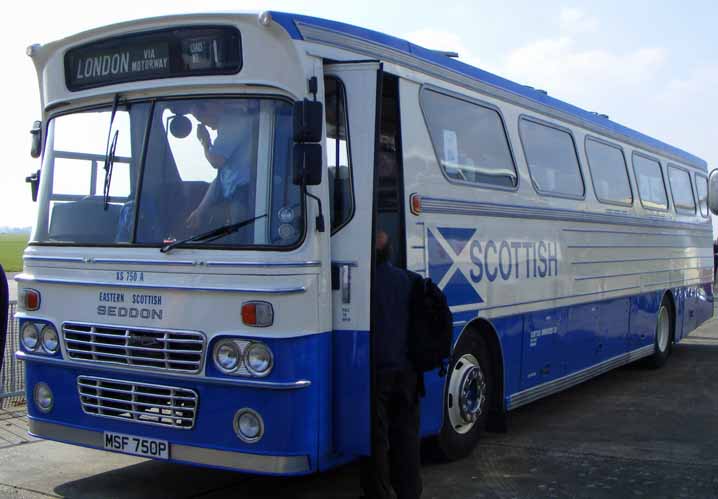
[647,295,674,369]
[435,333,494,461]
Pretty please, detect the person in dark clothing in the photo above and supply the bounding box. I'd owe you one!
[360,231,422,499]
[0,264,8,373]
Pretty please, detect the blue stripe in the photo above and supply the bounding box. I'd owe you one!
[268,12,707,169]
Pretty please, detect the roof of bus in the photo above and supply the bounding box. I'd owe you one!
[268,11,707,170]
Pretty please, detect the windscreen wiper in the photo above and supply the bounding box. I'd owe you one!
[102,94,121,211]
[160,214,267,254]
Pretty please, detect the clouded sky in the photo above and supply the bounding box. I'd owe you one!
[2,0,716,232]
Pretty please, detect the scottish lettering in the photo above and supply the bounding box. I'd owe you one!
[427,225,560,307]
[96,289,164,320]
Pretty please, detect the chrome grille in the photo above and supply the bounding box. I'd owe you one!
[77,376,198,429]
[62,323,205,373]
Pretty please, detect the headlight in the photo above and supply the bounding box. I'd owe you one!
[214,340,241,373]
[234,408,264,443]
[245,342,273,376]
[21,323,40,351]
[41,325,59,354]
[34,382,54,413]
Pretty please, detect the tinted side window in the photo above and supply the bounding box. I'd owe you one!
[632,154,668,210]
[325,77,354,232]
[519,118,584,197]
[586,138,632,205]
[696,174,708,217]
[668,165,696,213]
[421,89,517,188]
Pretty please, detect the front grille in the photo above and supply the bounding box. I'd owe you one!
[77,376,198,429]
[62,323,205,373]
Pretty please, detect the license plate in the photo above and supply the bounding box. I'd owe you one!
[103,431,170,459]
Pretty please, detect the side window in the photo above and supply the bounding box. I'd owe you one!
[420,89,517,188]
[325,77,354,232]
[585,138,632,205]
[632,154,668,210]
[695,174,708,217]
[668,165,696,213]
[519,118,584,197]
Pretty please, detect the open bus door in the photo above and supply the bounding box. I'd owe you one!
[324,61,383,457]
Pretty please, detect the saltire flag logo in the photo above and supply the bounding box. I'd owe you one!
[427,226,483,307]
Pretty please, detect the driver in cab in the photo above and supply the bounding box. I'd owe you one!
[185,100,257,240]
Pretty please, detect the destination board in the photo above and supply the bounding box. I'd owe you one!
[65,26,241,91]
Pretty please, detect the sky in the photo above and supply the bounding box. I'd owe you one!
[1,0,717,232]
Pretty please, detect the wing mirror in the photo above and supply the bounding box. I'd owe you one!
[30,120,42,158]
[292,98,325,231]
[709,170,718,215]
[293,144,322,186]
[292,99,323,187]
[26,170,40,202]
[293,99,323,142]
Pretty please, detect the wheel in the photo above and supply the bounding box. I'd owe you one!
[647,296,674,368]
[435,334,494,461]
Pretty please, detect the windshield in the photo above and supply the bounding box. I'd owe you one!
[32,97,303,249]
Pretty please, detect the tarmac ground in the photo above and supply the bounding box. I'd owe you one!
[1,307,718,498]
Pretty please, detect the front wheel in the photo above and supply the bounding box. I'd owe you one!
[435,334,494,461]
[647,296,674,368]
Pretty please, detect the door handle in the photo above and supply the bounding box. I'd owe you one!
[332,261,355,304]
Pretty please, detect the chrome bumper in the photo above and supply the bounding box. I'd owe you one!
[28,419,310,475]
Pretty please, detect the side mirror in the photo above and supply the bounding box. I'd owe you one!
[293,100,323,143]
[26,169,40,202]
[293,144,322,186]
[709,169,718,215]
[30,120,42,158]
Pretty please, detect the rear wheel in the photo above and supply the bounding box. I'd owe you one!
[647,296,674,368]
[435,334,494,461]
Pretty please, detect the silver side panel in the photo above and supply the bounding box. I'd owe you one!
[507,344,655,410]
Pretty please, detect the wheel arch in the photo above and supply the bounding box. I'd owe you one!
[454,318,505,413]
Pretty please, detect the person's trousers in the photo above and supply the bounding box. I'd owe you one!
[360,367,422,499]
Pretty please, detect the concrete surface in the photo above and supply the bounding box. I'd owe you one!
[1,316,718,498]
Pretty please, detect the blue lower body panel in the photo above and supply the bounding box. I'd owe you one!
[25,360,319,475]
[419,285,713,427]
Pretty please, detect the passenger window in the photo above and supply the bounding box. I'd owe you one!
[695,174,708,217]
[668,165,696,213]
[586,138,632,205]
[421,89,517,188]
[325,77,354,232]
[519,118,584,197]
[632,154,668,210]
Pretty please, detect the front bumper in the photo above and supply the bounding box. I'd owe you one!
[29,419,310,474]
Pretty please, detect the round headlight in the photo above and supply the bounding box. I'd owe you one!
[214,340,241,372]
[34,382,54,413]
[234,408,264,443]
[245,342,273,376]
[277,223,296,241]
[41,325,59,353]
[21,323,40,351]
